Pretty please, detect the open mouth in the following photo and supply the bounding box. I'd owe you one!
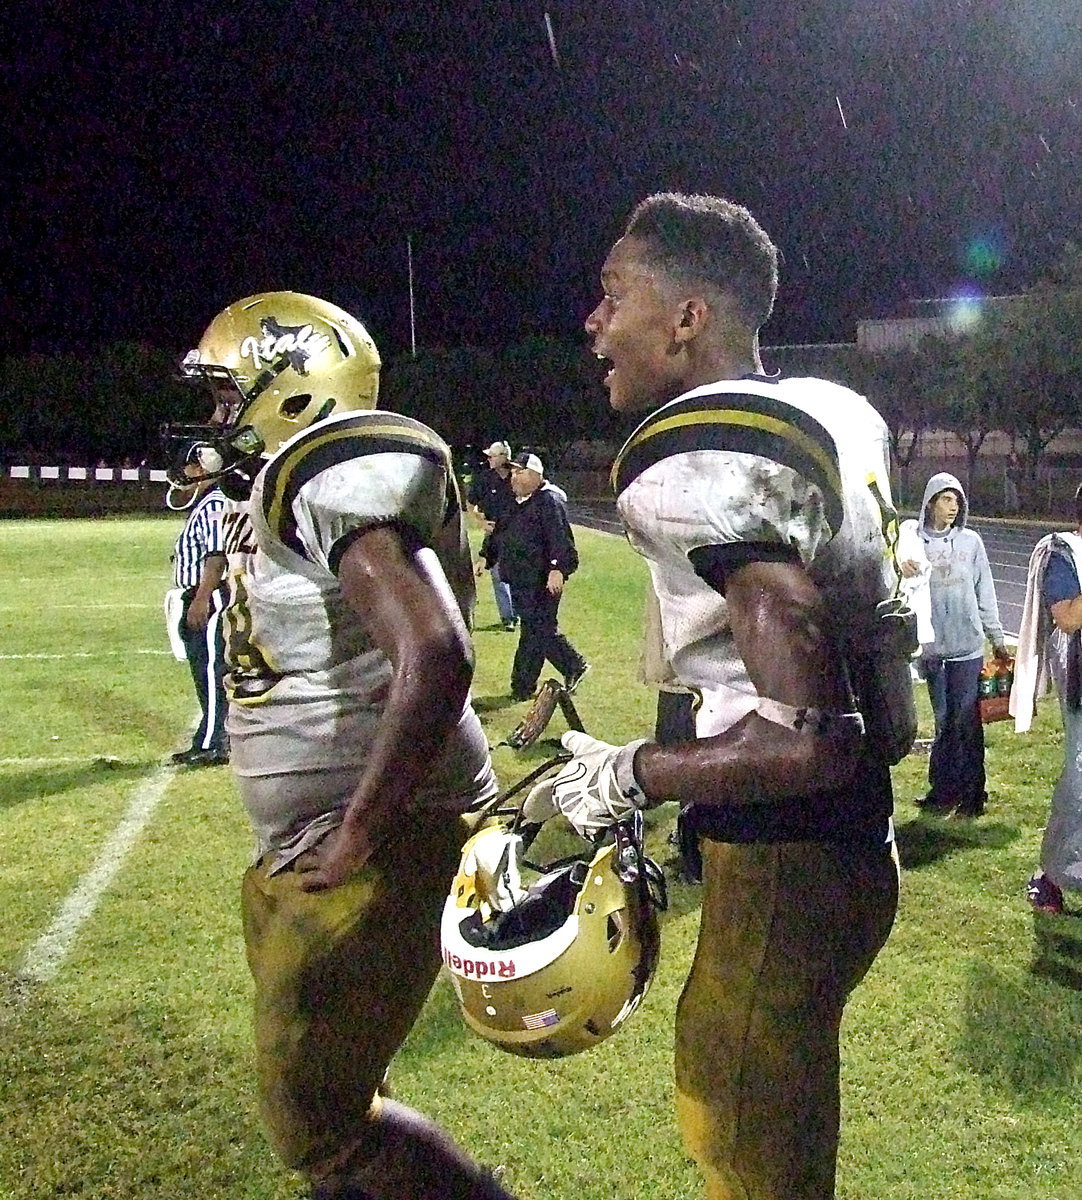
[595,351,614,387]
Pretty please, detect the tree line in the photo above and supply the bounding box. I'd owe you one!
[826,262,1081,511]
[2,251,1078,507]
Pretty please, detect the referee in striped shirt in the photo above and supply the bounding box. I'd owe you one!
[169,461,229,767]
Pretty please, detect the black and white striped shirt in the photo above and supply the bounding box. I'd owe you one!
[172,487,226,588]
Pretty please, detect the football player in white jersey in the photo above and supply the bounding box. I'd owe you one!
[174,293,514,1200]
[532,195,907,1200]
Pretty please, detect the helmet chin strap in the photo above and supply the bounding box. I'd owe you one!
[164,444,228,510]
[164,483,199,511]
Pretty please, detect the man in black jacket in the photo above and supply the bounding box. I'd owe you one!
[496,453,588,701]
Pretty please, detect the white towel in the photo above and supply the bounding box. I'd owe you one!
[1011,536,1055,731]
[163,588,188,662]
[897,518,934,645]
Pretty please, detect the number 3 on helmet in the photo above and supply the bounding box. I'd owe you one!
[440,817,666,1058]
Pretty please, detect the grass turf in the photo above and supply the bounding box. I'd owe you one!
[0,516,1080,1199]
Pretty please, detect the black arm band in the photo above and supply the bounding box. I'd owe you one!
[688,542,801,596]
[327,519,425,577]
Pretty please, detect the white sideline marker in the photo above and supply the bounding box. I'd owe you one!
[19,764,175,984]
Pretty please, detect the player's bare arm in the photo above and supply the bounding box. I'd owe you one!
[186,551,227,631]
[298,524,474,891]
[634,558,863,807]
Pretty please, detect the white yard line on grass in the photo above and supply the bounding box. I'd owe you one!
[0,756,123,767]
[0,603,157,612]
[0,650,171,660]
[18,763,175,984]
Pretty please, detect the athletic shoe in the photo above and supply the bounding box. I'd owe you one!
[564,662,590,693]
[915,794,954,816]
[502,618,518,631]
[173,747,230,768]
[1026,874,1064,916]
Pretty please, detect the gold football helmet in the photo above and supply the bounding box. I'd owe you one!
[440,814,665,1059]
[168,291,380,493]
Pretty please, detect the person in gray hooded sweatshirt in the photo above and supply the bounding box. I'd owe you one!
[916,471,1011,817]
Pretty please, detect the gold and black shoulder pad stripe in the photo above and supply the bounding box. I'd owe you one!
[611,389,843,533]
[260,411,454,558]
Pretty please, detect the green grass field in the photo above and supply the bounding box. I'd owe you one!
[1,516,1081,1200]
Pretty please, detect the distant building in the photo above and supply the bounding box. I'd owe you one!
[762,294,1025,366]
[855,295,1022,353]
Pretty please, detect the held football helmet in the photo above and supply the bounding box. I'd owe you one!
[166,291,381,495]
[440,804,666,1059]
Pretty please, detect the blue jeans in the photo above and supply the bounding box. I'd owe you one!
[489,563,515,625]
[923,654,986,812]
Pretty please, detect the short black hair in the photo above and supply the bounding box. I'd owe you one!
[623,192,779,329]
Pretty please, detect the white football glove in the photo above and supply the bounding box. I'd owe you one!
[522,730,649,839]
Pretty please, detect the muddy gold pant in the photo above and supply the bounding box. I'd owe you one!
[242,807,477,1175]
[676,839,898,1200]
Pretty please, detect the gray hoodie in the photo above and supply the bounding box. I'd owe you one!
[918,471,1006,660]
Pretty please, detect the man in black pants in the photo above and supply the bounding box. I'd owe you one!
[497,453,588,701]
[167,458,229,766]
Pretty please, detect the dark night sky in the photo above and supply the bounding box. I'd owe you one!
[4,0,1079,360]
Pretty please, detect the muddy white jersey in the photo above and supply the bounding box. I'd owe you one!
[612,376,899,739]
[223,410,496,863]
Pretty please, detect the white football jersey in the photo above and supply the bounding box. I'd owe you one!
[613,376,899,739]
[224,410,496,864]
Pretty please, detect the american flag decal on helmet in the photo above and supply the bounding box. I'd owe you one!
[522,1008,559,1030]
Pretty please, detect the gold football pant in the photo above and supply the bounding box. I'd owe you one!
[675,839,899,1200]
[241,806,477,1176]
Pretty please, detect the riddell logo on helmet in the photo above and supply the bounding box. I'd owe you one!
[443,949,518,979]
[239,317,331,374]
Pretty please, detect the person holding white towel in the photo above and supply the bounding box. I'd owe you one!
[896,516,934,649]
[1012,485,1082,915]
[914,472,1010,818]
